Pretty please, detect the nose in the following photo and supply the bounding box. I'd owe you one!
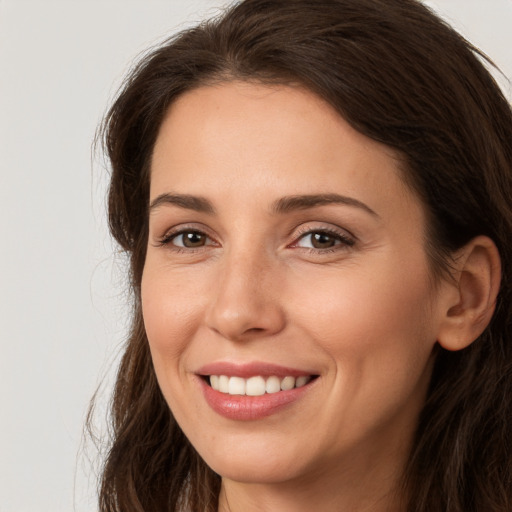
[205,250,286,342]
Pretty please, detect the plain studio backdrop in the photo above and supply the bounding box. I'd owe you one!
[0,1,511,511]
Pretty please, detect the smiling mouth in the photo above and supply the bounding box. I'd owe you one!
[205,374,317,396]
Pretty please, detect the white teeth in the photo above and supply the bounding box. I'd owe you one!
[210,375,219,390]
[246,376,266,396]
[280,376,295,391]
[228,376,246,395]
[219,375,229,393]
[296,376,310,387]
[209,374,313,395]
[265,376,281,394]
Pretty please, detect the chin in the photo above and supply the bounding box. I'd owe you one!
[196,435,312,484]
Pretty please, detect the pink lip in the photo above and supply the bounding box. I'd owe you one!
[198,378,315,421]
[197,361,315,378]
[195,361,318,421]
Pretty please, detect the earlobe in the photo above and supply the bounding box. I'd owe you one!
[437,236,501,352]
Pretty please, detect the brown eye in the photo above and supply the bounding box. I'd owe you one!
[173,231,209,248]
[310,232,337,249]
[296,231,340,249]
[294,229,355,251]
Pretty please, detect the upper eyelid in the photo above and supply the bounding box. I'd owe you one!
[152,225,218,249]
[152,221,357,246]
[156,222,215,239]
[290,230,355,249]
[291,222,356,240]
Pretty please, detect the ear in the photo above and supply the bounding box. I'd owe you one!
[437,236,501,352]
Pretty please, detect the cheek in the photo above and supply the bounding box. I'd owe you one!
[295,251,434,336]
[287,256,437,385]
[140,264,212,427]
[284,261,437,445]
[141,264,206,366]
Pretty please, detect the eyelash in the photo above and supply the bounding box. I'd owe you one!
[155,225,356,253]
[156,227,216,252]
[289,226,355,253]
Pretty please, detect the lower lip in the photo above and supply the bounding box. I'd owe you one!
[198,377,315,421]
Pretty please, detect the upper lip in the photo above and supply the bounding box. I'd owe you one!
[196,361,317,379]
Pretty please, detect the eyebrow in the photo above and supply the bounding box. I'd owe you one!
[271,193,379,217]
[149,193,215,214]
[149,192,378,217]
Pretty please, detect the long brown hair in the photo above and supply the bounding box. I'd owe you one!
[93,0,512,510]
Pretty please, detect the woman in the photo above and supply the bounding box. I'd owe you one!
[94,0,512,510]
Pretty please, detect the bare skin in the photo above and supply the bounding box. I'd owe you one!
[142,82,498,511]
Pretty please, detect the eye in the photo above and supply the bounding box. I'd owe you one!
[173,231,209,247]
[158,229,214,249]
[297,232,339,249]
[293,229,355,250]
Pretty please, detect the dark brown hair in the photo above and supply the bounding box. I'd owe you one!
[93,0,512,510]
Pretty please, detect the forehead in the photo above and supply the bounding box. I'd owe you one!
[150,81,420,224]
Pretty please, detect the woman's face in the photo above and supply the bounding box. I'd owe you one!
[142,82,450,485]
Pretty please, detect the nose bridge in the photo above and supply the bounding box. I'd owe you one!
[206,240,285,341]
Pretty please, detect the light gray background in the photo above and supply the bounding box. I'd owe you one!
[1,1,511,511]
